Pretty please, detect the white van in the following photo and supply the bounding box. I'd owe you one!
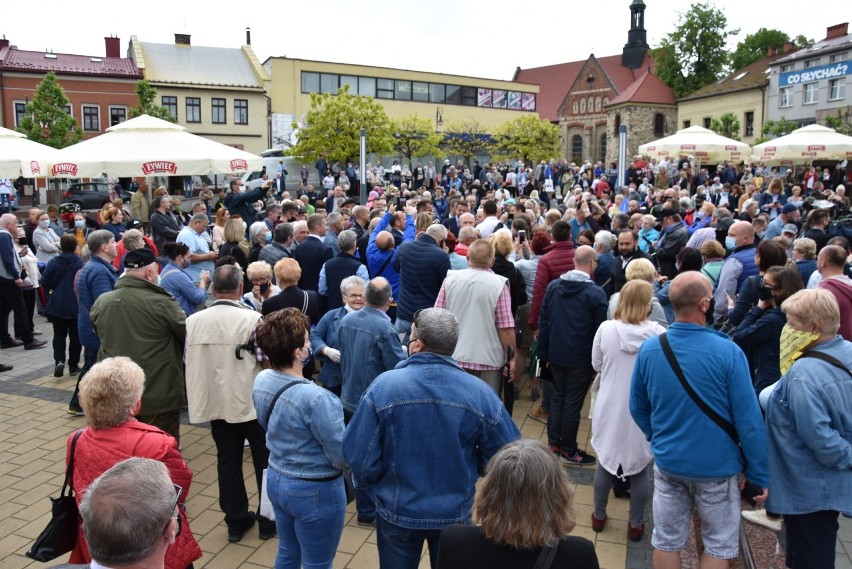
[241,149,305,190]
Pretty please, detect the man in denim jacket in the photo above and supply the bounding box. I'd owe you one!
[343,308,520,569]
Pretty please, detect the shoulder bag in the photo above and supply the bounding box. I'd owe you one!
[26,430,84,561]
[658,333,763,506]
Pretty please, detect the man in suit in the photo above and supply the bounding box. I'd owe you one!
[611,229,653,294]
[294,214,333,292]
[325,185,344,213]
[442,199,468,238]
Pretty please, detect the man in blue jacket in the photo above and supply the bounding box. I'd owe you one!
[393,223,449,342]
[630,271,768,569]
[343,308,519,569]
[538,245,607,467]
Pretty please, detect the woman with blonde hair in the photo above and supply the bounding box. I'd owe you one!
[219,218,250,273]
[212,208,230,247]
[66,357,201,569]
[436,438,598,569]
[608,258,668,328]
[591,281,665,541]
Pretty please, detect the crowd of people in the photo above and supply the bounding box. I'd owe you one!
[2,153,851,569]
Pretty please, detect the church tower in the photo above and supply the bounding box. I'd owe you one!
[622,0,649,68]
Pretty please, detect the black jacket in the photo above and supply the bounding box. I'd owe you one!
[611,249,654,294]
[294,236,333,292]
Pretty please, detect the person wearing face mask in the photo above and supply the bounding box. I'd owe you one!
[68,213,92,254]
[90,247,188,443]
[712,221,758,326]
[32,211,62,263]
[730,267,805,395]
[242,261,280,311]
[159,242,210,316]
[761,288,852,569]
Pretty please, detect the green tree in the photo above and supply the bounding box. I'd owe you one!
[823,109,852,136]
[129,80,176,122]
[17,71,82,148]
[653,3,739,98]
[491,115,560,164]
[709,113,741,140]
[287,85,393,163]
[441,119,493,168]
[390,114,443,165]
[754,118,799,144]
[731,28,789,70]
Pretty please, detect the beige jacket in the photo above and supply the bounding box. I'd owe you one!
[130,190,151,222]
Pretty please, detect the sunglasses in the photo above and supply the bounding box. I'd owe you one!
[162,484,183,537]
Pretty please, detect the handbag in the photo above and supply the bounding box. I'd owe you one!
[658,333,763,507]
[26,430,84,561]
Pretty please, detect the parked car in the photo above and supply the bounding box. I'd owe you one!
[62,182,132,210]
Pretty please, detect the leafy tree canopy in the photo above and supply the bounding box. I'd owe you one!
[491,115,560,164]
[731,28,790,70]
[129,80,176,122]
[390,114,443,165]
[17,71,83,148]
[441,119,494,168]
[653,2,739,98]
[709,113,741,140]
[288,85,393,163]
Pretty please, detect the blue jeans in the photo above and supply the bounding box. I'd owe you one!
[376,517,441,569]
[267,469,346,569]
[547,364,595,454]
[394,317,412,344]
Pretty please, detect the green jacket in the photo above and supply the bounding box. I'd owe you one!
[90,275,187,415]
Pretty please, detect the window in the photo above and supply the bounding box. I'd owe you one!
[445,85,461,104]
[358,77,376,97]
[234,99,248,125]
[571,135,583,164]
[211,98,226,124]
[654,113,665,137]
[830,52,847,63]
[829,78,845,101]
[412,82,429,102]
[395,80,412,101]
[13,101,26,127]
[461,87,477,106]
[301,72,320,93]
[82,105,100,131]
[780,86,793,107]
[587,97,594,112]
[109,106,127,127]
[703,117,711,129]
[599,133,607,163]
[572,101,578,114]
[683,120,691,128]
[340,75,358,94]
[320,73,338,95]
[429,84,445,103]
[595,97,601,112]
[377,78,394,99]
[805,58,820,68]
[186,97,201,123]
[803,83,818,104]
[745,111,754,137]
[614,114,621,137]
[580,98,586,113]
[162,96,177,120]
[780,64,794,73]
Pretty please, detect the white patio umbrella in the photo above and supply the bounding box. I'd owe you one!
[48,114,262,178]
[752,124,852,165]
[638,126,751,164]
[0,126,61,178]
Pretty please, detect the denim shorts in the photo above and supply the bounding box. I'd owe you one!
[651,465,740,560]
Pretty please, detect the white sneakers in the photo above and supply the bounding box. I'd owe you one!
[741,509,783,531]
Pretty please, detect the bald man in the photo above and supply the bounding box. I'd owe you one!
[367,206,414,306]
[713,220,758,325]
[631,271,768,568]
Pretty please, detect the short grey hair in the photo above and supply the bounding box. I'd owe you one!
[458,226,478,241]
[212,264,243,294]
[413,308,458,356]
[87,230,115,255]
[190,213,208,225]
[249,221,268,245]
[340,275,366,296]
[80,458,175,566]
[327,211,343,226]
[121,229,145,251]
[273,222,294,243]
[426,223,447,243]
[365,277,392,307]
[337,229,357,252]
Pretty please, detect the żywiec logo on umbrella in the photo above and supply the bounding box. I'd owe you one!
[725,145,738,151]
[52,163,78,176]
[142,161,178,175]
[680,144,696,151]
[807,145,826,151]
[230,159,248,172]
[30,161,41,175]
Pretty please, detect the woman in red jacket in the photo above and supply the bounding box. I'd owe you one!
[66,356,201,569]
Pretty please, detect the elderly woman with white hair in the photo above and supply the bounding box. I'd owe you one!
[761,289,852,568]
[242,261,280,311]
[248,221,270,263]
[66,357,201,569]
[593,230,616,297]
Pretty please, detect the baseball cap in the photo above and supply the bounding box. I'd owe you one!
[781,203,798,215]
[123,248,157,269]
[782,223,799,235]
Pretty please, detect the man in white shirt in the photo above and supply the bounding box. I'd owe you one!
[475,199,501,239]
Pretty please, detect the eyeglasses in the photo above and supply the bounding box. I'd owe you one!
[760,277,778,290]
[251,278,270,285]
[345,293,364,299]
[162,484,183,537]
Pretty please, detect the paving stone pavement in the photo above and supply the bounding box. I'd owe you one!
[0,315,848,569]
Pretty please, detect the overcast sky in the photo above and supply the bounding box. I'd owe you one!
[5,0,845,80]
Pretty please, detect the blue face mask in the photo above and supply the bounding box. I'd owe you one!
[75,220,85,228]
[725,236,737,250]
[265,232,272,243]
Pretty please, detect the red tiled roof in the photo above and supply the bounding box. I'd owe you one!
[678,49,800,101]
[1,48,141,78]
[514,51,664,121]
[514,60,585,122]
[608,71,676,106]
